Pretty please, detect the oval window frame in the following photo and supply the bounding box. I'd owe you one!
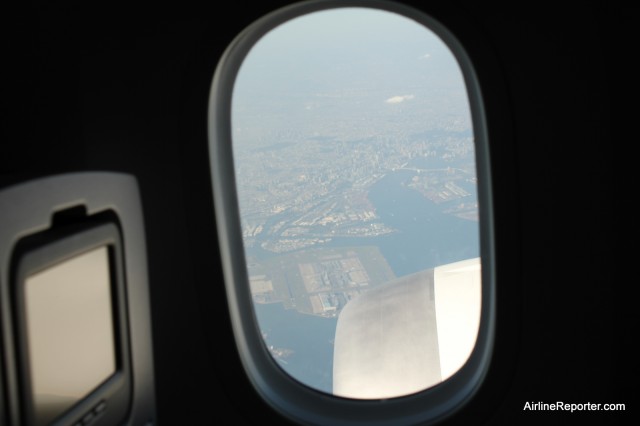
[208,1,495,425]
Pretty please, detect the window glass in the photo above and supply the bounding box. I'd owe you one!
[231,7,481,398]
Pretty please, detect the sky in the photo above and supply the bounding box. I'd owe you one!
[232,7,470,142]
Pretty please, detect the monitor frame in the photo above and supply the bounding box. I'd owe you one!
[11,218,132,426]
[0,172,155,426]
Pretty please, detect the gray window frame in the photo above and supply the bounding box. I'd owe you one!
[208,1,495,424]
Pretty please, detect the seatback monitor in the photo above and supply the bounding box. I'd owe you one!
[12,220,131,426]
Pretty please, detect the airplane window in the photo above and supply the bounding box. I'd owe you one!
[231,7,480,398]
[209,0,494,423]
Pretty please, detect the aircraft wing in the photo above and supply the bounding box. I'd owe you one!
[333,257,481,399]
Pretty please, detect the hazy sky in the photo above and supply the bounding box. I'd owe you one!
[233,7,467,113]
[231,7,472,150]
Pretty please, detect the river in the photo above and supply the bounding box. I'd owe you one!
[252,162,480,394]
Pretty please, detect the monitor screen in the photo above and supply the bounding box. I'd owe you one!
[12,219,131,426]
[24,246,116,426]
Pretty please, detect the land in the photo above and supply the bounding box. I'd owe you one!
[247,246,396,317]
[236,131,478,254]
[234,73,480,317]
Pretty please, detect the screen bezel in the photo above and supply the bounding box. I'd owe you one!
[11,218,132,426]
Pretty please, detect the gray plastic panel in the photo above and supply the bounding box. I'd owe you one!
[0,173,156,426]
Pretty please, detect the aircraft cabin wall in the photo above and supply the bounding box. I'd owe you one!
[2,1,626,425]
